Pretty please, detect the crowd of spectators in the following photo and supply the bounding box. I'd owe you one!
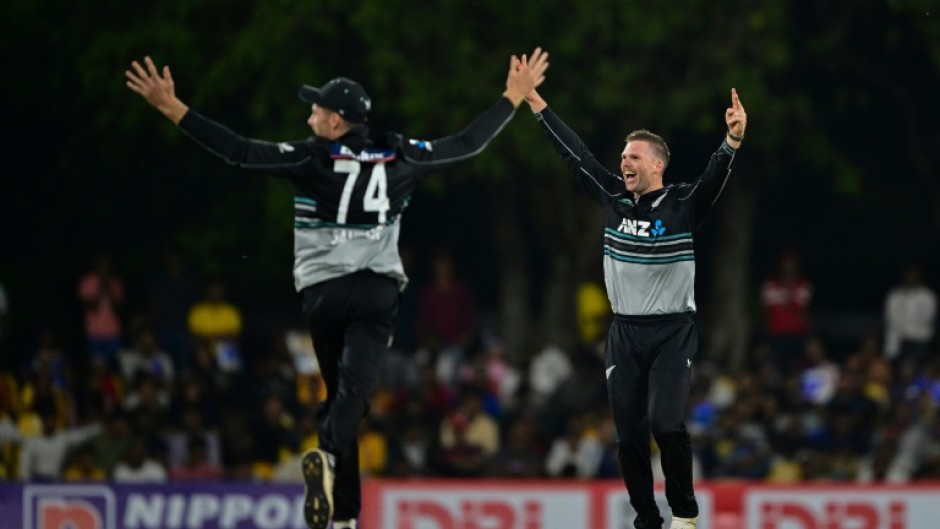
[0,249,938,486]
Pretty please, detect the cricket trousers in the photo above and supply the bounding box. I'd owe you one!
[301,270,400,521]
[605,313,699,529]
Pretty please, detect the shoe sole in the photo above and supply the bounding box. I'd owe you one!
[302,450,334,529]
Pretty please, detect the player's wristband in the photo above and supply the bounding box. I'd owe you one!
[727,129,745,142]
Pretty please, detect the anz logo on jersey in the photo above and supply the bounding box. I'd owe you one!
[408,139,433,151]
[617,219,667,237]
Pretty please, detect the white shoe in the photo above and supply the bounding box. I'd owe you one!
[302,449,336,529]
[333,520,357,529]
[669,516,697,529]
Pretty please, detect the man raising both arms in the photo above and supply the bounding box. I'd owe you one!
[126,48,549,529]
[522,70,746,529]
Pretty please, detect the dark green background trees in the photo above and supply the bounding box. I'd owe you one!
[3,0,938,367]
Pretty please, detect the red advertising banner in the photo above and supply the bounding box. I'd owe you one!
[1,481,938,529]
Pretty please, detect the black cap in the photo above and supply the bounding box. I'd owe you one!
[299,77,371,123]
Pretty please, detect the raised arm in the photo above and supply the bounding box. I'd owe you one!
[681,88,748,226]
[523,88,623,206]
[398,47,549,168]
[126,56,311,176]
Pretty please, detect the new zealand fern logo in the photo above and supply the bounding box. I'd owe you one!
[651,219,666,237]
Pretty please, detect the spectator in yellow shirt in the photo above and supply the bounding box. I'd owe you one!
[188,278,243,372]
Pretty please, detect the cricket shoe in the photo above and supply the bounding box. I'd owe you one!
[302,449,335,529]
[669,516,697,529]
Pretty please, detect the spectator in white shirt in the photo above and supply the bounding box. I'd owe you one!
[545,419,603,478]
[527,342,573,407]
[112,437,167,482]
[19,413,101,481]
[119,327,175,385]
[884,265,937,369]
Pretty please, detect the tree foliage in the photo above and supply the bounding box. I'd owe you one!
[3,1,938,359]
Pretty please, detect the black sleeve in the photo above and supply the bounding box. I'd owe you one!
[177,110,312,177]
[534,107,624,207]
[676,140,736,227]
[394,97,516,171]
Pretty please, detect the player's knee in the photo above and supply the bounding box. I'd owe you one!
[650,419,686,441]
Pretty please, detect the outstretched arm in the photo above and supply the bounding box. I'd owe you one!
[125,56,189,124]
[125,56,311,176]
[517,59,622,205]
[399,47,549,168]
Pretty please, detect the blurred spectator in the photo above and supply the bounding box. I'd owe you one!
[593,415,621,479]
[800,337,840,405]
[545,418,602,478]
[76,357,122,417]
[170,435,224,481]
[19,371,69,432]
[19,412,101,481]
[825,372,878,436]
[417,250,478,381]
[62,443,106,482]
[123,374,170,421]
[857,438,904,483]
[169,375,220,429]
[387,419,433,477]
[487,418,544,479]
[150,247,199,373]
[0,404,21,479]
[188,278,243,373]
[455,341,517,415]
[393,364,455,429]
[358,419,389,477]
[440,389,500,459]
[90,412,131,475]
[165,407,222,469]
[710,407,770,479]
[768,412,812,463]
[575,269,609,348]
[112,437,167,482]
[761,251,813,372]
[545,351,607,423]
[435,412,488,478]
[130,410,170,468]
[883,264,936,370]
[78,253,125,366]
[29,330,70,392]
[525,339,573,408]
[250,393,297,467]
[119,326,174,386]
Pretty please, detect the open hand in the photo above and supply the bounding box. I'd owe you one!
[504,47,549,108]
[125,56,188,124]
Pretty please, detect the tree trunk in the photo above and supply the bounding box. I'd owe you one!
[489,178,530,361]
[540,249,577,352]
[534,179,605,354]
[704,177,756,371]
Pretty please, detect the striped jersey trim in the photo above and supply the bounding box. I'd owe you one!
[604,249,696,264]
[604,240,694,256]
[293,215,400,230]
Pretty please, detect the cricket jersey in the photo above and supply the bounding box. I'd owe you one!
[177,97,516,291]
[535,107,736,316]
